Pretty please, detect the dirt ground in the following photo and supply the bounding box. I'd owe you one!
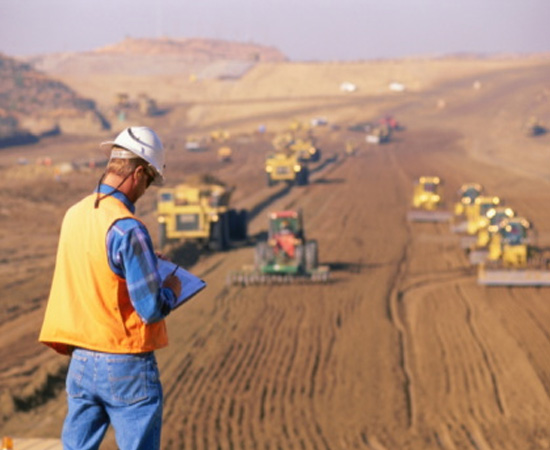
[2,55,550,449]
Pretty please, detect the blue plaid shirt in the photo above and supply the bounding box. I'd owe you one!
[97,184,176,323]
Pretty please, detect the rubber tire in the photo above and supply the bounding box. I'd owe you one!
[210,213,230,251]
[295,244,305,272]
[255,241,274,268]
[305,240,318,272]
[238,209,248,240]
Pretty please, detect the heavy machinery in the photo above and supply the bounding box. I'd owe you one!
[272,133,321,162]
[227,210,330,285]
[477,217,550,286]
[210,129,230,142]
[185,136,209,152]
[217,146,232,162]
[407,176,452,222]
[366,124,391,144]
[265,152,309,187]
[454,183,484,216]
[524,116,547,137]
[451,182,484,233]
[288,137,321,162]
[460,195,501,249]
[156,175,247,251]
[465,195,501,235]
[468,206,515,264]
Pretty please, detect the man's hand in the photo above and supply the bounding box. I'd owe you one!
[162,275,182,299]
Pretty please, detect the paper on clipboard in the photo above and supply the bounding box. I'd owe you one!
[158,259,206,309]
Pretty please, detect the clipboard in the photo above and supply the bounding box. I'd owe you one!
[158,259,207,309]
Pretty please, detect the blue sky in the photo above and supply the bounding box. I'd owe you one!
[1,0,549,61]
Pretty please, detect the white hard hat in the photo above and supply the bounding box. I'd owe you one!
[101,126,165,186]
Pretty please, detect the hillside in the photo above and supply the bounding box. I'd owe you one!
[26,37,287,77]
[0,53,108,147]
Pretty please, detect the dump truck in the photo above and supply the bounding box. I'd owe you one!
[477,217,550,286]
[265,152,309,187]
[156,176,247,251]
[227,210,330,285]
[407,176,452,222]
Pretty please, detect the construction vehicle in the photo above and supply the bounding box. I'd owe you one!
[210,129,230,142]
[453,183,484,217]
[265,152,309,187]
[185,136,208,152]
[272,133,321,163]
[468,206,515,264]
[137,94,158,116]
[460,195,501,249]
[288,137,321,162]
[477,217,550,286]
[379,115,402,131]
[227,210,330,285]
[524,116,547,137]
[451,182,484,233]
[407,176,452,222]
[217,146,232,162]
[345,139,358,156]
[156,175,247,251]
[465,195,501,235]
[366,124,391,144]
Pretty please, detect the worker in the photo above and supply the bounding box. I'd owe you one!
[39,126,182,450]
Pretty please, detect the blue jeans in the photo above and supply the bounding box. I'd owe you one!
[62,348,163,450]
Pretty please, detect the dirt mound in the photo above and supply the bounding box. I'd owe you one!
[0,53,109,147]
[25,37,287,79]
[96,37,286,62]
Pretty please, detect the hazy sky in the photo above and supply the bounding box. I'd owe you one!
[1,0,549,61]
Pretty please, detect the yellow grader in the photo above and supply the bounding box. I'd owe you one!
[265,152,309,187]
[407,176,452,222]
[477,217,550,286]
[227,210,330,285]
[156,176,247,251]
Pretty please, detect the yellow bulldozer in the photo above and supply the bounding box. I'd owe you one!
[459,195,501,249]
[265,152,309,187]
[407,176,452,222]
[451,182,484,233]
[467,206,515,264]
[156,175,247,251]
[477,216,550,286]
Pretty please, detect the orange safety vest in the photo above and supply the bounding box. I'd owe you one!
[39,193,168,355]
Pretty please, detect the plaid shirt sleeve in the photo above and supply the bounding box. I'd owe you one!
[107,218,177,324]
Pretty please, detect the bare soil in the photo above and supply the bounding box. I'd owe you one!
[2,55,550,449]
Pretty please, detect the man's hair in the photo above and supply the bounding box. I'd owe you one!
[106,146,149,178]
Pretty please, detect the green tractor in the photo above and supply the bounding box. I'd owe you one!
[227,210,329,285]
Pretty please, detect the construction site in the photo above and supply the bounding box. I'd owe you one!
[2,38,550,449]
